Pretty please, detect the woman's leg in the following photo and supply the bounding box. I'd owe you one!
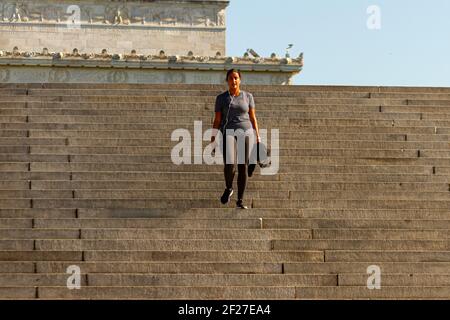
[223,134,236,190]
[237,136,250,201]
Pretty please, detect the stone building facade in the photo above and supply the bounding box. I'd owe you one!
[0,0,303,84]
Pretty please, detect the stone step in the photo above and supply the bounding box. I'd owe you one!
[313,229,450,240]
[15,153,450,165]
[23,188,450,201]
[421,150,450,158]
[325,250,450,262]
[0,116,26,123]
[29,198,236,209]
[28,163,437,175]
[0,181,30,190]
[0,209,76,219]
[29,146,422,158]
[279,174,445,183]
[36,286,296,300]
[30,181,450,193]
[0,273,336,287]
[2,207,446,221]
[1,109,426,122]
[0,219,32,228]
[94,273,450,287]
[4,208,448,220]
[30,198,450,209]
[408,99,450,106]
[0,154,70,162]
[0,138,66,146]
[28,218,450,230]
[7,189,448,202]
[253,199,450,209]
[295,286,450,299]
[285,262,450,274]
[1,171,445,184]
[273,240,450,251]
[0,287,36,299]
[20,89,450,100]
[0,251,82,261]
[265,219,450,230]
[34,261,450,275]
[33,218,264,229]
[436,127,450,134]
[35,239,275,251]
[339,274,450,286]
[289,191,450,201]
[16,130,439,145]
[9,114,444,130]
[11,101,448,115]
[89,274,337,287]
[0,240,33,250]
[22,88,450,100]
[0,190,73,199]
[22,88,359,97]
[0,122,439,134]
[34,239,450,251]
[28,130,410,141]
[0,172,70,181]
[0,95,408,105]
[79,229,312,240]
[83,250,324,262]
[0,190,283,200]
[36,262,283,274]
[383,105,450,114]
[4,153,447,166]
[34,285,450,299]
[40,139,450,150]
[2,103,391,114]
[24,115,440,126]
[0,274,88,287]
[77,208,450,220]
[0,262,35,273]
[0,229,80,239]
[372,92,450,100]
[0,163,28,171]
[0,130,27,137]
[56,154,450,166]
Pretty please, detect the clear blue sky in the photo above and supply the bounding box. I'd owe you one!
[226,0,450,87]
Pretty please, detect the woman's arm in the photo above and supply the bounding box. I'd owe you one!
[211,111,222,143]
[249,108,261,142]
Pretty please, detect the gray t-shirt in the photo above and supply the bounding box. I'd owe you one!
[215,90,255,132]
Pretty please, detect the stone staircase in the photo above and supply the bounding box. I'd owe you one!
[0,83,450,300]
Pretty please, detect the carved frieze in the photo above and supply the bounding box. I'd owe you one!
[0,1,227,28]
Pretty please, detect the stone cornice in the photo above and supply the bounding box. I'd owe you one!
[0,49,304,74]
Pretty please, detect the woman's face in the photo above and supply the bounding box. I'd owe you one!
[227,72,241,91]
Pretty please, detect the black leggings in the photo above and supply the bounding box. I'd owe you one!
[222,134,250,201]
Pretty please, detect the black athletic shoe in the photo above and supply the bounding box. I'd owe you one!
[220,188,233,204]
[236,199,249,210]
[248,164,256,177]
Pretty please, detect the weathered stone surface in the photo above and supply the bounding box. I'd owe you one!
[1,83,450,300]
[0,0,228,57]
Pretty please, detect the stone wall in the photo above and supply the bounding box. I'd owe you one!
[0,0,228,56]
